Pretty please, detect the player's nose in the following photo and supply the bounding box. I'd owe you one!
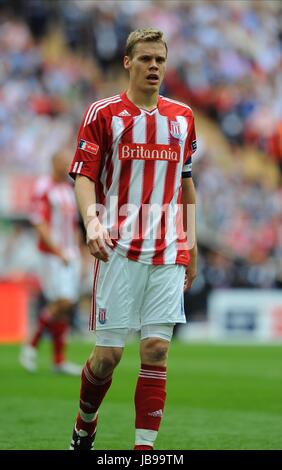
[149,58,158,69]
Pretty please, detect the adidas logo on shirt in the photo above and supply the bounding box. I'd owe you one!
[118,109,131,117]
[148,409,163,417]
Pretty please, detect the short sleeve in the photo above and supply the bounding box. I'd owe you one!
[183,113,197,164]
[182,113,197,178]
[69,103,104,182]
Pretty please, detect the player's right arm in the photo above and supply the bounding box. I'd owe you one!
[70,102,113,262]
[34,222,69,264]
[30,181,69,264]
[74,175,113,262]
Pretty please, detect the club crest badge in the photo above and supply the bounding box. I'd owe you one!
[169,121,181,140]
[98,308,107,324]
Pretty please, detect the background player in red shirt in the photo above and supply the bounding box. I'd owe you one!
[69,28,197,449]
[20,151,82,376]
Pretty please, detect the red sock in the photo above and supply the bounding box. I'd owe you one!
[49,319,69,365]
[76,360,112,435]
[134,364,167,448]
[30,309,51,348]
[76,412,98,437]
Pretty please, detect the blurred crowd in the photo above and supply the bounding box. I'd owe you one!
[0,0,281,316]
[164,1,282,167]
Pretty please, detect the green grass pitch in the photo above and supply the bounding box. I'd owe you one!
[0,340,281,450]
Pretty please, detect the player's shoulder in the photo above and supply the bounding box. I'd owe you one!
[83,94,123,127]
[159,95,194,116]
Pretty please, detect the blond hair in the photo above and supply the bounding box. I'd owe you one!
[125,28,167,58]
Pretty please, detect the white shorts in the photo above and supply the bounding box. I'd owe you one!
[90,250,186,331]
[39,253,81,303]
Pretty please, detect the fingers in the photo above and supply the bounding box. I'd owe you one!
[105,232,114,248]
[184,269,196,291]
[86,219,113,261]
[88,240,107,262]
[88,235,112,262]
[184,278,193,290]
[184,274,191,291]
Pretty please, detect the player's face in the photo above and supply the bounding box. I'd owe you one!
[124,41,167,94]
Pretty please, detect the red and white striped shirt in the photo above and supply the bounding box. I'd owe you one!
[30,176,79,258]
[70,92,197,266]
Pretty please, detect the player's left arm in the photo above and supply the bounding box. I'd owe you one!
[181,176,197,290]
[181,109,197,289]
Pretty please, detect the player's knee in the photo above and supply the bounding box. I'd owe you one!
[89,348,122,377]
[141,338,169,364]
[148,345,168,363]
[93,355,119,377]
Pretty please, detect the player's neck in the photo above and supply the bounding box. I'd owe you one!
[126,88,159,112]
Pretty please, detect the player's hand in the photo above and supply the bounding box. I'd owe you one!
[86,217,113,262]
[184,247,197,290]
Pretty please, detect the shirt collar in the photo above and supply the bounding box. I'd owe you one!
[120,91,160,115]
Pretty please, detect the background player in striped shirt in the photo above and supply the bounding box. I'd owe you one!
[69,28,197,450]
[20,151,82,376]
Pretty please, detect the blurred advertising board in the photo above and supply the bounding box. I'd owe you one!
[208,290,282,342]
[0,175,37,218]
[0,280,28,343]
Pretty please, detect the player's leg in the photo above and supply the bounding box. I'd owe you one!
[70,331,126,450]
[70,251,133,450]
[20,297,79,373]
[19,295,58,373]
[134,326,173,450]
[20,254,81,373]
[133,264,186,450]
[47,298,82,374]
[27,297,69,349]
[46,255,81,373]
[28,291,48,349]
[19,292,50,372]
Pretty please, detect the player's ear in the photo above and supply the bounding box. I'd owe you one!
[123,56,131,70]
